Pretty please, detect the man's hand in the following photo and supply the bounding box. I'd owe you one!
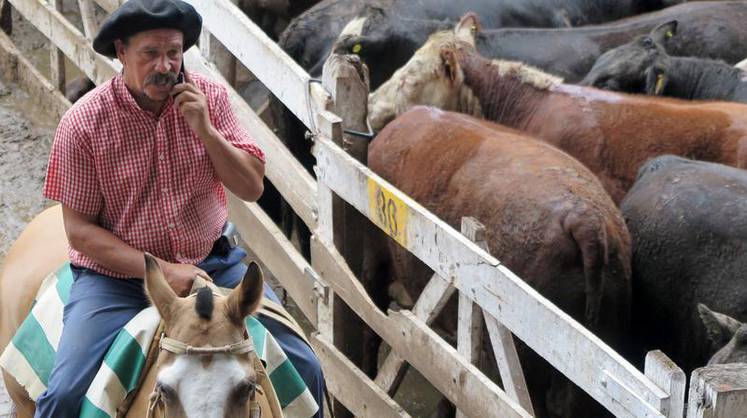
[160,261,212,297]
[172,76,212,138]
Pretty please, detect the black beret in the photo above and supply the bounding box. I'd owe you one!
[93,0,202,58]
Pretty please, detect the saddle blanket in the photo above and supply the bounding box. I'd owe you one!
[0,263,318,418]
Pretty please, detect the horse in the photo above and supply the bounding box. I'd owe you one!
[0,205,278,418]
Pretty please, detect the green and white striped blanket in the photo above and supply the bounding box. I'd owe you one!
[0,262,318,418]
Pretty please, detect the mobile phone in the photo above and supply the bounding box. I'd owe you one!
[176,71,185,85]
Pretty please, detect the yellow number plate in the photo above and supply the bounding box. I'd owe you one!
[367,179,409,247]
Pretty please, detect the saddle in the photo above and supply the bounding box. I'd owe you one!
[0,265,318,418]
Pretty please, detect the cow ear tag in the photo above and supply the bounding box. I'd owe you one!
[470,25,477,35]
[352,43,362,54]
[655,74,666,95]
[666,31,673,39]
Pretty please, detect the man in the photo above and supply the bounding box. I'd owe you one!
[38,0,324,416]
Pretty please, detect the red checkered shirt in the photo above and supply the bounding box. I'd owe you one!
[43,72,264,278]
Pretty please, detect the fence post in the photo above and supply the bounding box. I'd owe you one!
[321,52,370,418]
[687,363,747,418]
[644,350,685,418]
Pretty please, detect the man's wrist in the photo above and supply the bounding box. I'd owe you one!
[198,123,220,142]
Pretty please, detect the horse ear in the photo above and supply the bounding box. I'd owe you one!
[644,64,668,96]
[650,20,677,46]
[455,13,480,45]
[440,47,460,84]
[226,261,264,325]
[143,253,177,321]
[698,303,742,347]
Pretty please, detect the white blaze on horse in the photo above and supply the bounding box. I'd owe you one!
[0,206,279,418]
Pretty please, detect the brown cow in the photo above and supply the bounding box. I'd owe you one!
[365,106,632,418]
[369,14,747,204]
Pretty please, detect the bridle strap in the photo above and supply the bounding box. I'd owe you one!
[159,335,255,356]
[145,334,256,417]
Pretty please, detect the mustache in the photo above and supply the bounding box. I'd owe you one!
[145,72,178,86]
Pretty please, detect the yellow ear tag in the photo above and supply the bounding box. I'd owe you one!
[666,31,673,39]
[470,25,477,35]
[655,74,665,95]
[352,44,362,54]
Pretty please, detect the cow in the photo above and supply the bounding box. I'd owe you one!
[620,155,747,374]
[365,105,632,418]
[368,15,747,204]
[281,0,683,82]
[698,304,747,365]
[336,1,747,84]
[237,0,322,39]
[581,22,747,103]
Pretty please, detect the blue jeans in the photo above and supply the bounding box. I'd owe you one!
[34,245,324,418]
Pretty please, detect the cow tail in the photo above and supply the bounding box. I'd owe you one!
[568,213,609,332]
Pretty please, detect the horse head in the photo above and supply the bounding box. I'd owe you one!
[143,254,264,418]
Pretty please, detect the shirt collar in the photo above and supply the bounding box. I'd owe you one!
[112,73,176,119]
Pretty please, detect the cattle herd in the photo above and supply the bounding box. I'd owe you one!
[63,0,747,417]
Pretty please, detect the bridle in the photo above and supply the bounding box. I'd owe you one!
[147,280,260,418]
[146,334,259,418]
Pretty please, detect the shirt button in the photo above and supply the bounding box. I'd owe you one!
[158,154,165,161]
[168,223,175,229]
[176,252,182,258]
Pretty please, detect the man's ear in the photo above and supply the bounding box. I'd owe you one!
[440,47,460,84]
[114,39,127,64]
[650,20,678,46]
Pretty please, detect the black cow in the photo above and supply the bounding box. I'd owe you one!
[238,0,322,40]
[621,155,747,374]
[581,22,747,103]
[336,1,747,85]
[282,0,681,82]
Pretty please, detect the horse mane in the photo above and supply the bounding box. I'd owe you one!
[195,286,214,320]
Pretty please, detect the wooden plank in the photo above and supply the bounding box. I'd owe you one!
[374,273,455,393]
[94,0,118,13]
[644,350,687,418]
[313,136,670,418]
[645,351,685,418]
[183,0,329,131]
[455,217,485,418]
[8,0,120,85]
[0,30,70,120]
[310,333,411,418]
[485,315,534,415]
[226,192,318,327]
[310,236,532,418]
[687,364,747,418]
[49,0,65,91]
[77,0,97,40]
